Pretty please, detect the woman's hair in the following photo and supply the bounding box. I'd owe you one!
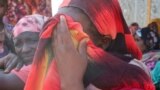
[130,22,139,27]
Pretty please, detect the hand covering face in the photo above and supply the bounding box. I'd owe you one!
[25,15,154,90]
[60,0,142,60]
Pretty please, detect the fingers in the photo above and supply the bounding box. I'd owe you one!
[4,57,18,73]
[0,54,11,66]
[78,38,88,60]
[53,15,75,57]
[52,26,57,53]
[56,15,73,46]
[58,15,69,36]
[0,59,5,67]
[6,59,12,68]
[52,15,89,85]
[15,61,24,71]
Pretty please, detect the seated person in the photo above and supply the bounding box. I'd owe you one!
[129,22,140,35]
[134,21,160,53]
[134,22,160,90]
[141,50,160,90]
[0,14,48,90]
[141,22,160,50]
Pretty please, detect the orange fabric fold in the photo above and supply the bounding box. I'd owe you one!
[60,0,142,60]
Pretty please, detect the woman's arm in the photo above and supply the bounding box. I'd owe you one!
[0,70,24,90]
[52,15,88,90]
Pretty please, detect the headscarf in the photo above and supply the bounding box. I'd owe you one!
[5,0,30,25]
[60,0,142,60]
[25,14,154,90]
[24,0,154,90]
[13,14,49,37]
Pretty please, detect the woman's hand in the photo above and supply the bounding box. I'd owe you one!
[0,53,23,73]
[52,15,88,90]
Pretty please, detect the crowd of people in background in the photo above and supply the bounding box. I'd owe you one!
[129,20,160,90]
[0,0,160,90]
[130,21,160,53]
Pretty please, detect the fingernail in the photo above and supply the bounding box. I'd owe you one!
[60,15,65,21]
[4,70,9,73]
[59,15,67,32]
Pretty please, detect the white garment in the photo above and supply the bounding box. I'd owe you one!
[129,59,151,77]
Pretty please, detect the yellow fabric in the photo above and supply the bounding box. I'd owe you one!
[150,18,160,35]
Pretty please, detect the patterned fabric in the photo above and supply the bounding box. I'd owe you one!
[142,51,160,70]
[13,14,48,37]
[11,14,48,84]
[37,0,52,17]
[142,51,160,89]
[151,61,160,85]
[24,15,155,90]
[24,0,154,90]
[141,27,159,50]
[25,0,52,16]
[61,0,142,60]
[5,0,29,25]
[4,0,51,32]
[3,0,30,32]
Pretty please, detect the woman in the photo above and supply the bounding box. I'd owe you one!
[25,0,154,90]
[0,14,48,90]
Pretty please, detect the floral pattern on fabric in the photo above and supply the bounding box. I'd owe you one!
[5,0,29,25]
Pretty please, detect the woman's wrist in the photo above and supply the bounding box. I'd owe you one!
[61,80,84,90]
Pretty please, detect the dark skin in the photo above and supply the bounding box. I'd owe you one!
[52,7,109,90]
[58,7,111,49]
[0,53,23,72]
[13,32,39,65]
[53,15,88,90]
[0,32,39,72]
[0,32,39,90]
[0,6,108,90]
[55,7,149,90]
[0,0,50,73]
[0,71,24,90]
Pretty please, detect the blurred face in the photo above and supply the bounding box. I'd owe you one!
[13,32,39,65]
[130,26,139,35]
